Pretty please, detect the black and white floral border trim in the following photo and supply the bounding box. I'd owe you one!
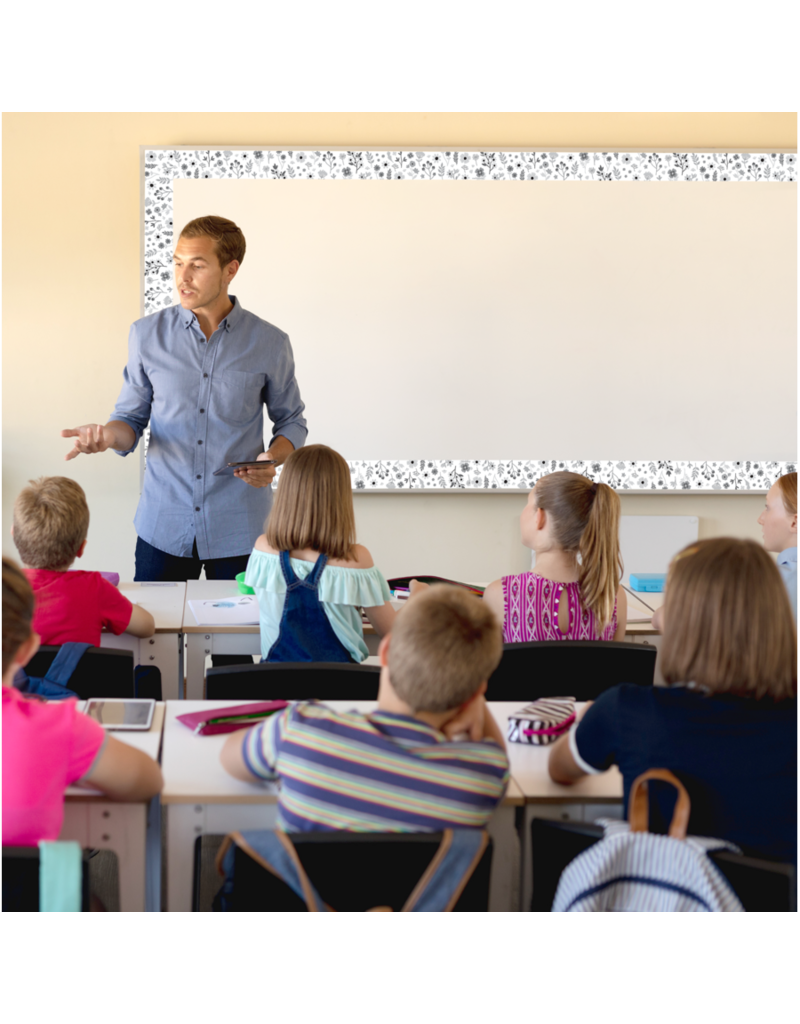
[142,149,796,494]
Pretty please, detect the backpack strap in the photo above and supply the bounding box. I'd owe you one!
[215,830,329,912]
[628,768,691,839]
[44,643,93,688]
[402,829,490,912]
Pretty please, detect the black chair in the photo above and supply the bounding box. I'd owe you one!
[2,846,91,912]
[530,818,797,912]
[23,646,136,700]
[486,640,656,701]
[205,661,381,700]
[199,832,493,912]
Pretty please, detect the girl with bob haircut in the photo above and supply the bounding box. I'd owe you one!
[483,471,627,643]
[549,538,797,863]
[244,444,396,662]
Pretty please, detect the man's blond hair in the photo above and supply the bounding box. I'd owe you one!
[13,476,90,571]
[388,586,503,712]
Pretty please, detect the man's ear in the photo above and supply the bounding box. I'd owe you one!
[225,260,240,285]
[75,539,87,559]
[378,633,391,667]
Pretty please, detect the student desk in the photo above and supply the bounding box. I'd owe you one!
[60,702,165,912]
[182,580,262,699]
[101,582,187,700]
[489,702,624,911]
[161,700,524,913]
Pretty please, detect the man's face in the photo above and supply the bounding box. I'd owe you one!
[173,234,237,312]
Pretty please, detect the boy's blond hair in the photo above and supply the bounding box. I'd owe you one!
[661,538,796,701]
[13,476,90,571]
[388,586,503,712]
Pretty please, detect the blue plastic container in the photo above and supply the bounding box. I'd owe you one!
[629,573,667,593]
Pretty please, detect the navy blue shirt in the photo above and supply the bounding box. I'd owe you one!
[572,684,797,863]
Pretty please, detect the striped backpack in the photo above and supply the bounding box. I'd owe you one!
[552,769,745,912]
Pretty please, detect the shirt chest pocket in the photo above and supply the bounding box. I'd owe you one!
[214,370,267,425]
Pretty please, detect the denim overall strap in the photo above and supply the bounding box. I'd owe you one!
[266,552,353,663]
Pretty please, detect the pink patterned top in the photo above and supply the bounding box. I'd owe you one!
[501,572,618,643]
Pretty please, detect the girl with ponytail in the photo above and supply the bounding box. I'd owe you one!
[483,472,627,642]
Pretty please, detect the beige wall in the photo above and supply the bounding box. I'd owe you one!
[3,114,795,581]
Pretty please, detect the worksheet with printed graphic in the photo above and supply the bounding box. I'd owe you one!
[188,596,260,626]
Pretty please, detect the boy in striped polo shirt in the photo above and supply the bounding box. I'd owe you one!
[220,586,509,831]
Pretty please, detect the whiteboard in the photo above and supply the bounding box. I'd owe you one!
[531,515,699,586]
[144,148,797,489]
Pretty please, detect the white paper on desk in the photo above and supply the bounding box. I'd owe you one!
[626,604,654,623]
[189,596,260,626]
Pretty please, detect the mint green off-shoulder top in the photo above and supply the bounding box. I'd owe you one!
[244,549,393,662]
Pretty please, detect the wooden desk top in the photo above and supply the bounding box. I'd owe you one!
[65,702,165,799]
[116,582,187,633]
[182,579,260,634]
[161,700,526,807]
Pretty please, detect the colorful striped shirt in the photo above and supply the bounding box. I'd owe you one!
[242,702,510,832]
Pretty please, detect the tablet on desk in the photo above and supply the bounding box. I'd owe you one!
[84,699,155,731]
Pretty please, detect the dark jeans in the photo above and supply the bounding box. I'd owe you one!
[134,537,253,667]
[134,537,250,583]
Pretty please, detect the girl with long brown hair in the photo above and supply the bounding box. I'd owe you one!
[549,538,797,862]
[244,444,396,662]
[483,471,627,643]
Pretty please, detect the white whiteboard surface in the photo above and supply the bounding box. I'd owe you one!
[172,176,795,463]
[530,515,699,587]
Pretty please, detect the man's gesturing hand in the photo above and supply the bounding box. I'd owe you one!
[61,424,114,461]
[234,450,278,489]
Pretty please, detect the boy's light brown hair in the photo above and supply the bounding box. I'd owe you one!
[179,215,246,268]
[388,586,503,712]
[266,445,357,562]
[661,537,796,701]
[13,476,90,571]
[3,556,35,675]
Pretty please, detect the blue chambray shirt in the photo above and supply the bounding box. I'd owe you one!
[111,297,307,560]
[777,547,797,622]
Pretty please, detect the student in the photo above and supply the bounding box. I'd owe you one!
[12,476,155,646]
[482,471,627,643]
[2,557,163,846]
[758,471,797,621]
[221,585,509,830]
[548,538,797,863]
[244,444,395,662]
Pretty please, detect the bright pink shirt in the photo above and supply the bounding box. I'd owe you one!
[25,569,133,647]
[2,686,106,845]
[502,571,618,643]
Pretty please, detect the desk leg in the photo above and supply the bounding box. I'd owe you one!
[146,795,162,912]
[178,632,185,699]
[185,634,209,700]
[143,633,181,701]
[487,803,520,912]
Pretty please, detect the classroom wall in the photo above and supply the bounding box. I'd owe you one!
[3,113,795,581]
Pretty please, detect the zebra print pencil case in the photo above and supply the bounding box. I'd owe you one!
[507,698,576,746]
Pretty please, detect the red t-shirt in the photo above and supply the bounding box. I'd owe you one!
[25,569,134,647]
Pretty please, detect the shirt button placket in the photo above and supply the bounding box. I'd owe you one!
[195,350,212,532]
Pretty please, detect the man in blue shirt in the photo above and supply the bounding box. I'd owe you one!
[61,216,307,583]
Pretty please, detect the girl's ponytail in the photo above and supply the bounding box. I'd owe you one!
[578,483,622,631]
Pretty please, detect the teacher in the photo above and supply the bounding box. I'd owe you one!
[62,215,308,583]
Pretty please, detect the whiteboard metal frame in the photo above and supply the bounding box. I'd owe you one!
[140,146,796,494]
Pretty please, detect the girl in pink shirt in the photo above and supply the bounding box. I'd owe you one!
[483,472,627,643]
[2,557,163,847]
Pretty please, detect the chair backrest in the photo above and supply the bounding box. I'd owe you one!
[530,817,797,912]
[204,661,381,700]
[24,646,135,700]
[487,640,656,701]
[2,846,91,912]
[203,831,493,912]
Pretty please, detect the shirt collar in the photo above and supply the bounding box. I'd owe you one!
[369,709,447,743]
[178,295,243,333]
[778,547,797,565]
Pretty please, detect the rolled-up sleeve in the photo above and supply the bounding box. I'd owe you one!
[110,322,153,455]
[265,334,307,452]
